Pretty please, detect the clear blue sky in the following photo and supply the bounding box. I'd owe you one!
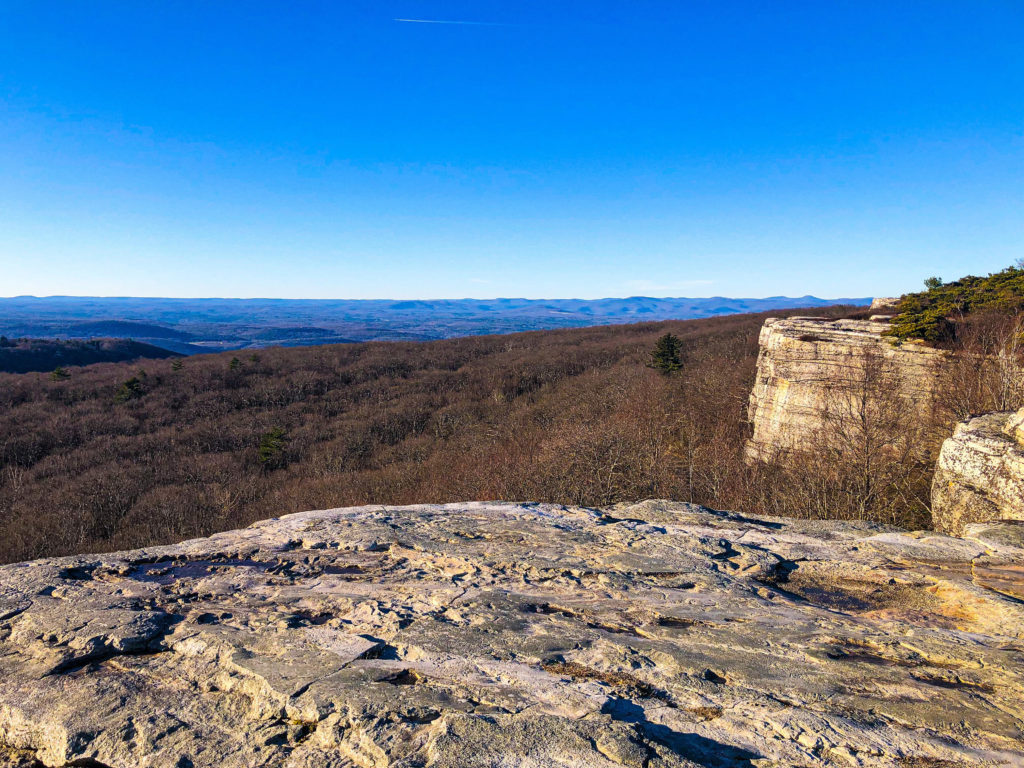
[1,1,1021,299]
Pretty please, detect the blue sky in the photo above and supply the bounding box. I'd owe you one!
[1,1,1021,299]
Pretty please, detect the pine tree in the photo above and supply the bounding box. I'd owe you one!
[115,376,146,402]
[648,333,683,374]
[258,427,288,470]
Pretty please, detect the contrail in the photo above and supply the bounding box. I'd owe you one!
[393,18,503,26]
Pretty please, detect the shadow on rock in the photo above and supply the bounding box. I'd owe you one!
[601,697,761,768]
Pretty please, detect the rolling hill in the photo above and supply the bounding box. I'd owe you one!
[0,337,181,374]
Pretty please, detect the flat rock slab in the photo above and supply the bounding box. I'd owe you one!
[1,501,1023,767]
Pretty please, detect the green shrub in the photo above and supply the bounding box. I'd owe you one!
[885,266,1024,343]
[115,376,146,402]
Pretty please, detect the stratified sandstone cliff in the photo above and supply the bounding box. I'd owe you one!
[1,501,1023,767]
[746,317,946,459]
[932,407,1024,535]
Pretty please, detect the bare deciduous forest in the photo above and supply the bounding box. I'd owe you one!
[1,305,1020,564]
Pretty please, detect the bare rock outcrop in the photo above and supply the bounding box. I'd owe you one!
[932,407,1024,534]
[2,501,1024,767]
[868,297,900,313]
[746,317,946,459]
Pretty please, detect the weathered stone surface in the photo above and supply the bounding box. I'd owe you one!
[747,317,946,459]
[868,298,900,313]
[1,501,1023,767]
[932,407,1024,535]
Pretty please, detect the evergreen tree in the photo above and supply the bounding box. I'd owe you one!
[50,367,70,381]
[258,427,288,470]
[648,333,683,374]
[115,376,146,402]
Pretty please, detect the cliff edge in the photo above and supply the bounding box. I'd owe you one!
[1,501,1023,767]
[746,317,946,459]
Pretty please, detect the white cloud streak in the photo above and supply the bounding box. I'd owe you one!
[394,18,504,26]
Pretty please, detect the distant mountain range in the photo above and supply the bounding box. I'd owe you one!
[0,295,871,353]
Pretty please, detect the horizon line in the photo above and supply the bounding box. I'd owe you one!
[0,293,875,303]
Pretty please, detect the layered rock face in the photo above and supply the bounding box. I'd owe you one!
[746,317,946,459]
[932,407,1024,534]
[2,501,1024,767]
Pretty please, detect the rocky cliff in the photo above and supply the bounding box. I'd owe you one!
[746,317,946,459]
[932,407,1024,535]
[2,501,1023,767]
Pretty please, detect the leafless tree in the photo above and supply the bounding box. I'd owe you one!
[941,311,1024,421]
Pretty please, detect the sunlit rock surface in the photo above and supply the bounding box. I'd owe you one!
[868,297,900,313]
[933,407,1024,535]
[746,317,946,460]
[1,501,1023,767]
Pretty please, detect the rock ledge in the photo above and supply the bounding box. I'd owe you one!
[1,501,1023,767]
